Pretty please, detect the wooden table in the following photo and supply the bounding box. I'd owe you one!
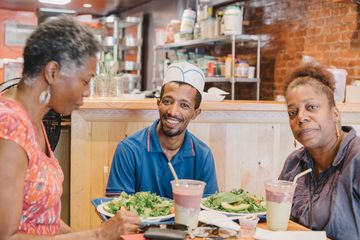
[120,220,330,240]
[258,220,309,231]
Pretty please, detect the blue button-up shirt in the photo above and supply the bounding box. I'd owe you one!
[106,119,219,199]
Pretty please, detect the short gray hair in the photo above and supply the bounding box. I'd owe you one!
[23,15,102,79]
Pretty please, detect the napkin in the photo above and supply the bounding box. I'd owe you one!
[202,87,229,102]
[198,210,240,231]
[254,228,327,240]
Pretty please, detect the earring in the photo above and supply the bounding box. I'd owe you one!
[293,139,297,148]
[39,85,51,104]
[335,123,340,140]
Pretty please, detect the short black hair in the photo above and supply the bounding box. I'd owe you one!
[159,81,202,109]
[22,15,102,79]
[284,63,336,107]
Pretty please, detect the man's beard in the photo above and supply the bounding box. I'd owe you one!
[159,118,185,137]
[160,125,184,137]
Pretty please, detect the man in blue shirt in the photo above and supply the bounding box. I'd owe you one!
[106,62,218,199]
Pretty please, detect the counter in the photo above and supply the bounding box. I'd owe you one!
[70,98,360,230]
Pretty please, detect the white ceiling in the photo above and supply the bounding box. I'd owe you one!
[0,0,152,15]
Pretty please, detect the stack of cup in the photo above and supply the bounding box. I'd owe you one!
[180,9,196,34]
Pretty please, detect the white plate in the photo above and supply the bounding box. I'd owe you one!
[200,198,266,217]
[96,202,175,223]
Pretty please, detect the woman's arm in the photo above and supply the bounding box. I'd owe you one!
[59,220,73,234]
[8,210,140,240]
[0,138,28,239]
[0,138,140,240]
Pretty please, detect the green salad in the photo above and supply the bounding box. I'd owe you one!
[103,192,173,218]
[202,188,266,213]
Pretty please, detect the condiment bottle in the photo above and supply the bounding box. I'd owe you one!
[225,54,232,79]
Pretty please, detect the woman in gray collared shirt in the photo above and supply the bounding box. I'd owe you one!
[279,63,360,240]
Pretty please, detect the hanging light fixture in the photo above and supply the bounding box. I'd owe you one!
[39,0,71,5]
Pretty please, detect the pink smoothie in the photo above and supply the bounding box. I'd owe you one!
[171,180,206,229]
[173,189,202,209]
[264,180,296,231]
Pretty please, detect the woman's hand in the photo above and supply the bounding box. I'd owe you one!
[99,210,141,239]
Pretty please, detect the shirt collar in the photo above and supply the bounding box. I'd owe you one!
[147,119,195,157]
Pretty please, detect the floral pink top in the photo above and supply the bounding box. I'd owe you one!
[0,95,63,235]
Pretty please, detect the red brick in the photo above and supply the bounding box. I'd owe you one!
[341,51,359,59]
[332,42,350,50]
[348,60,360,67]
[325,34,341,43]
[317,44,330,51]
[342,14,357,24]
[320,8,332,17]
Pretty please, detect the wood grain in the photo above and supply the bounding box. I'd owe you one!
[70,99,360,230]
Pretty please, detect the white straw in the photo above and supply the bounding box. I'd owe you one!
[168,161,179,184]
[293,168,312,184]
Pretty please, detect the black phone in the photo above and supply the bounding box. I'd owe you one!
[144,227,187,240]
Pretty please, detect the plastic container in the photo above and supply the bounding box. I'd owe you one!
[239,215,259,238]
[155,27,166,45]
[327,68,348,103]
[248,66,256,78]
[224,5,243,35]
[207,60,217,77]
[238,60,249,78]
[200,18,215,38]
[225,54,232,78]
[180,9,196,33]
[165,20,181,43]
[193,22,201,39]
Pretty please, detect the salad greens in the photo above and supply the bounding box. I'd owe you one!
[202,188,266,213]
[103,192,173,218]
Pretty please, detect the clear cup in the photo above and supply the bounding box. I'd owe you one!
[264,180,296,231]
[111,75,125,97]
[238,215,259,237]
[95,73,109,98]
[171,179,206,230]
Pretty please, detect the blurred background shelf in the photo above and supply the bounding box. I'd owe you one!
[155,34,260,50]
[153,33,262,100]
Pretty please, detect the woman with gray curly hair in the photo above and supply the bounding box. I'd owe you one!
[0,16,140,239]
[279,63,360,240]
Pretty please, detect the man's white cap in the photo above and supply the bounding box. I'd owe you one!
[163,61,205,94]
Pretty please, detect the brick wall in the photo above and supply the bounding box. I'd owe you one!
[240,0,359,100]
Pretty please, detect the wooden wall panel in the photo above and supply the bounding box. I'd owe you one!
[70,112,92,230]
[71,105,360,230]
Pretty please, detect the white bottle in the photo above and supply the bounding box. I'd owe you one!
[225,54,232,79]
